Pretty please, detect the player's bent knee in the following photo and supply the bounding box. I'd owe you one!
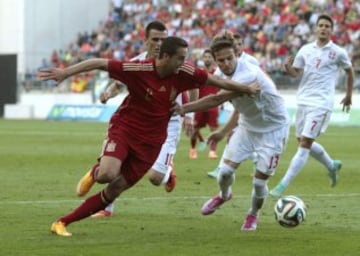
[219,163,236,179]
[97,168,119,183]
[148,169,164,186]
[219,169,233,179]
[149,176,162,186]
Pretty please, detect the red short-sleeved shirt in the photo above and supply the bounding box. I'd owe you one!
[198,68,218,98]
[197,68,219,113]
[107,59,208,144]
[195,85,219,129]
[198,84,219,98]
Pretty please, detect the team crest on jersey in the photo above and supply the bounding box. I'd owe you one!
[145,88,153,101]
[106,140,116,152]
[328,50,336,59]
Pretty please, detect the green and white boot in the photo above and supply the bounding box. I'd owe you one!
[269,183,286,198]
[207,167,220,179]
[329,160,342,187]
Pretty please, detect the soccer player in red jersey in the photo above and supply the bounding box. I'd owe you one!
[92,20,198,218]
[189,49,220,159]
[38,36,259,236]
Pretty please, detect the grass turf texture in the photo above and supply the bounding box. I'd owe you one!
[1,119,359,256]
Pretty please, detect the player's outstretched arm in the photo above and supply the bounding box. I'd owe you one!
[207,109,239,145]
[206,73,260,97]
[100,81,123,104]
[178,90,237,115]
[37,58,109,83]
[219,109,239,136]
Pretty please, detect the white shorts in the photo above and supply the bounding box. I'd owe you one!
[223,124,289,176]
[151,118,182,174]
[295,105,331,139]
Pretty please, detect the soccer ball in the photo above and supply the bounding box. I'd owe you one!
[274,195,307,228]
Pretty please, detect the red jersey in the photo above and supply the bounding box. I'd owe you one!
[108,59,208,144]
[198,68,219,98]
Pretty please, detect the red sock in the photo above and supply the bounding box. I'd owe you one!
[197,132,204,143]
[190,133,197,148]
[59,191,111,225]
[209,141,216,151]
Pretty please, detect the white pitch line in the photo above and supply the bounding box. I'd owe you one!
[0,193,359,205]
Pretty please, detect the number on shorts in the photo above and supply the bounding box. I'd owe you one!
[165,153,174,165]
[268,155,280,169]
[311,120,318,131]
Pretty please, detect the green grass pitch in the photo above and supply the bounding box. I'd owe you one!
[0,119,359,256]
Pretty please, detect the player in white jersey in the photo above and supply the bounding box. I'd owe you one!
[90,20,196,217]
[174,31,289,231]
[270,14,354,197]
[207,33,260,178]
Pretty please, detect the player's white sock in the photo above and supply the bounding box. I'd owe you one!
[160,166,171,185]
[105,203,114,213]
[310,142,334,171]
[217,164,235,200]
[280,147,310,187]
[249,177,268,216]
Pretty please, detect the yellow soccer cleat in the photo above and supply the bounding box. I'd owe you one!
[76,169,95,197]
[51,221,72,237]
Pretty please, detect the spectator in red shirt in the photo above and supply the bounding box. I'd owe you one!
[189,49,219,159]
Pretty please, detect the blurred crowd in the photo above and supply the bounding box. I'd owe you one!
[24,0,360,92]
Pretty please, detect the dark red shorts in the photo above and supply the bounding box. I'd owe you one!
[103,127,162,186]
[194,107,219,129]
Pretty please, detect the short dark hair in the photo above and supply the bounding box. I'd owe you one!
[316,14,334,29]
[159,36,188,58]
[209,31,236,58]
[202,49,212,56]
[145,20,167,38]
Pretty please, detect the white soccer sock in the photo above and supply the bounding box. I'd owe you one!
[217,164,235,200]
[160,166,171,185]
[310,142,334,171]
[249,178,268,216]
[105,202,114,212]
[280,147,310,187]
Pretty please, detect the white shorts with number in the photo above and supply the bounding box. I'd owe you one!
[223,124,289,176]
[295,105,331,139]
[151,117,182,175]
